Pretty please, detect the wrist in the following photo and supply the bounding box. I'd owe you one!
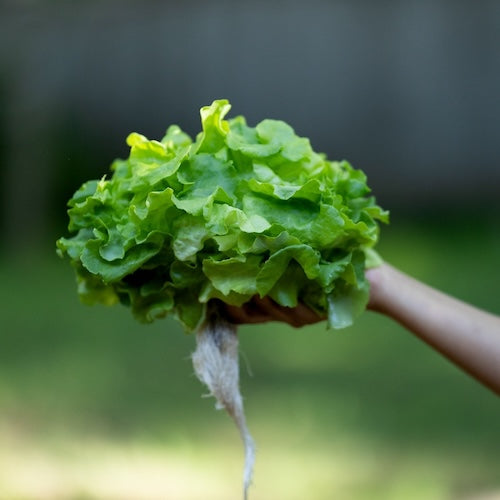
[365,262,392,313]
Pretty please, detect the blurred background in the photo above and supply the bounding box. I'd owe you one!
[1,1,499,499]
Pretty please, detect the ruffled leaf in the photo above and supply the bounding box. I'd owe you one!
[57,99,388,331]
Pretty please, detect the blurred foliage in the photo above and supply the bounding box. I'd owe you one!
[0,213,499,499]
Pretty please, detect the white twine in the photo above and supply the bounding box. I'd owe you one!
[192,308,256,500]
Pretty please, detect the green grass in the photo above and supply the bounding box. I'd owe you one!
[1,214,499,499]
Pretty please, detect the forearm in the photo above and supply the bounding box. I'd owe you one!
[367,263,500,395]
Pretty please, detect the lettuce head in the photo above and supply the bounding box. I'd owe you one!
[57,99,388,331]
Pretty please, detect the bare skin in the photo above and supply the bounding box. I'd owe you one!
[224,262,500,395]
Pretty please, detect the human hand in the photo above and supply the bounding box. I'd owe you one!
[222,265,386,328]
[222,295,324,328]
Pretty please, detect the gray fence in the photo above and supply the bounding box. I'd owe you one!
[1,0,499,249]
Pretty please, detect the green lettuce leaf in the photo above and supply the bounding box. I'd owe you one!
[57,99,388,331]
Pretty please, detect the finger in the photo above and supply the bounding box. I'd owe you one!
[223,301,274,325]
[223,296,325,328]
[252,296,322,328]
[249,297,295,325]
[288,302,324,326]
